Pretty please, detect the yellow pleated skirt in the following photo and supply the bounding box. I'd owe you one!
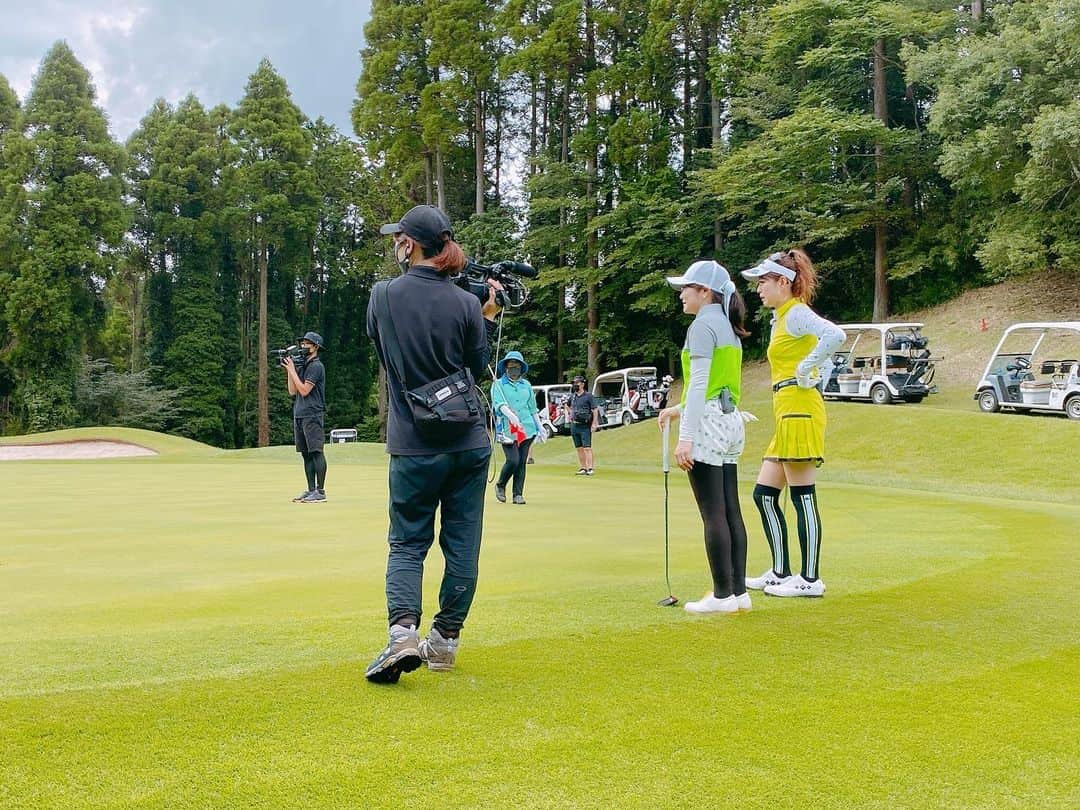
[763,386,827,465]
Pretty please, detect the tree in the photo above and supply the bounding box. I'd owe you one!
[231,59,317,446]
[0,74,27,423]
[6,42,126,429]
[906,0,1080,277]
[153,95,228,444]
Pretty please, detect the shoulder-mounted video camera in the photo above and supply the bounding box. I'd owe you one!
[454,257,538,309]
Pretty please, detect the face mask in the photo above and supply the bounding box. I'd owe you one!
[396,240,411,273]
[506,365,522,379]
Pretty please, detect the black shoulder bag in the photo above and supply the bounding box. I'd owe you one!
[375,279,483,444]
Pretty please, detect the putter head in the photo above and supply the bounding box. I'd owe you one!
[657,595,679,607]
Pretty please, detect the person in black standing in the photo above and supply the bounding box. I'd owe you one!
[283,331,327,503]
[564,375,600,475]
[364,205,501,684]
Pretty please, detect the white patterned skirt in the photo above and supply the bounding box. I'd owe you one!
[691,398,746,466]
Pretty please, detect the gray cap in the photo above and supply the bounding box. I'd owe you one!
[301,331,324,348]
[379,205,454,251]
[666,260,734,294]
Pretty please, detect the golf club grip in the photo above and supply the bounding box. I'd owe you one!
[662,421,670,473]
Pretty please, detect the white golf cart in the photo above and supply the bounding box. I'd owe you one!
[533,383,573,437]
[592,367,673,428]
[974,322,1080,420]
[824,323,938,405]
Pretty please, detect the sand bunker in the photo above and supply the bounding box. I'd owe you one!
[0,440,158,460]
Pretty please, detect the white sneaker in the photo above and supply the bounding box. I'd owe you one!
[684,593,739,614]
[735,592,752,611]
[745,569,791,590]
[764,574,825,597]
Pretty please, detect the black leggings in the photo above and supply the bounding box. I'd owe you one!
[687,462,748,598]
[497,437,534,497]
[301,451,326,491]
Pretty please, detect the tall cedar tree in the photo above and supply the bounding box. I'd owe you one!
[231,60,317,447]
[6,42,126,430]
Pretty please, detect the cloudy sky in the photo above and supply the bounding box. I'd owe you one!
[1,0,372,140]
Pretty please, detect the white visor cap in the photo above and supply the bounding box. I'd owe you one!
[741,256,796,282]
[666,260,732,293]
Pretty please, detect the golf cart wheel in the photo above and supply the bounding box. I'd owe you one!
[870,384,892,405]
[542,423,555,440]
[977,389,1000,413]
[1066,395,1080,420]
[621,411,633,427]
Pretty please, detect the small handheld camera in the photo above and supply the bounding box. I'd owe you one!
[270,345,305,367]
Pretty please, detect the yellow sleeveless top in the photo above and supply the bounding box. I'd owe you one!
[766,298,816,385]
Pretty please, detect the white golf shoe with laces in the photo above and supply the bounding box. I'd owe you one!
[763,574,825,597]
[745,569,791,590]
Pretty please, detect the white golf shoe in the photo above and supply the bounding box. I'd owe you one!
[735,592,752,611]
[684,593,739,614]
[764,574,826,597]
[745,569,791,590]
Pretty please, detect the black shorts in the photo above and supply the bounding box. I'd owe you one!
[294,416,325,453]
[571,423,593,448]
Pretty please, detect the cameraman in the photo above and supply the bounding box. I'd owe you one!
[364,204,500,684]
[565,374,600,476]
[283,331,327,503]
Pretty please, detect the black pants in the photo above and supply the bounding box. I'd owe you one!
[385,446,491,633]
[687,462,748,598]
[496,437,534,497]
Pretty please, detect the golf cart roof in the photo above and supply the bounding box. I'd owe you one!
[837,322,924,331]
[594,367,657,382]
[999,322,1080,336]
[534,383,572,392]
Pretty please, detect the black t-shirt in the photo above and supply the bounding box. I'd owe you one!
[293,356,326,418]
[569,391,597,426]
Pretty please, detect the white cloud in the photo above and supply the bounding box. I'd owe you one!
[0,0,369,139]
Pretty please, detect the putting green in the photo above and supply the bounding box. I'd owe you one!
[1,410,1077,807]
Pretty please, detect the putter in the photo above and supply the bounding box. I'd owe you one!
[657,420,678,607]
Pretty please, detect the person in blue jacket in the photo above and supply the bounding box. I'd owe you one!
[491,351,547,504]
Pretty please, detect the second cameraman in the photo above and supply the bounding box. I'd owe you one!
[283,332,327,503]
[365,204,501,684]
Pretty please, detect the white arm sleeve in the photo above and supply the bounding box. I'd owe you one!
[499,404,518,424]
[679,355,711,443]
[786,304,846,385]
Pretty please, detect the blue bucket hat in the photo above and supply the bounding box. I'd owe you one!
[497,350,529,377]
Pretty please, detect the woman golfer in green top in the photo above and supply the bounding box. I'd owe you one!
[658,260,755,614]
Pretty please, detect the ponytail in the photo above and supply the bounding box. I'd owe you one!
[774,248,819,304]
[708,289,750,338]
[424,234,467,274]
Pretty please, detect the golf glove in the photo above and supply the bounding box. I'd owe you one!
[795,359,818,389]
[531,412,549,443]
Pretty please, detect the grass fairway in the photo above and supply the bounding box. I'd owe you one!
[1,407,1078,808]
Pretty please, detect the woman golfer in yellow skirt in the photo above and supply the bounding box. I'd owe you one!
[740,250,845,597]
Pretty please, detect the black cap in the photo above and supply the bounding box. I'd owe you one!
[301,331,324,348]
[379,205,454,251]
[572,375,586,384]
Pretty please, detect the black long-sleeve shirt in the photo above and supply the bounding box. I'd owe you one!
[367,265,496,455]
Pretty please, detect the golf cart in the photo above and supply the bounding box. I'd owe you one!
[824,323,937,405]
[533,383,573,437]
[592,367,673,428]
[974,322,1080,420]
